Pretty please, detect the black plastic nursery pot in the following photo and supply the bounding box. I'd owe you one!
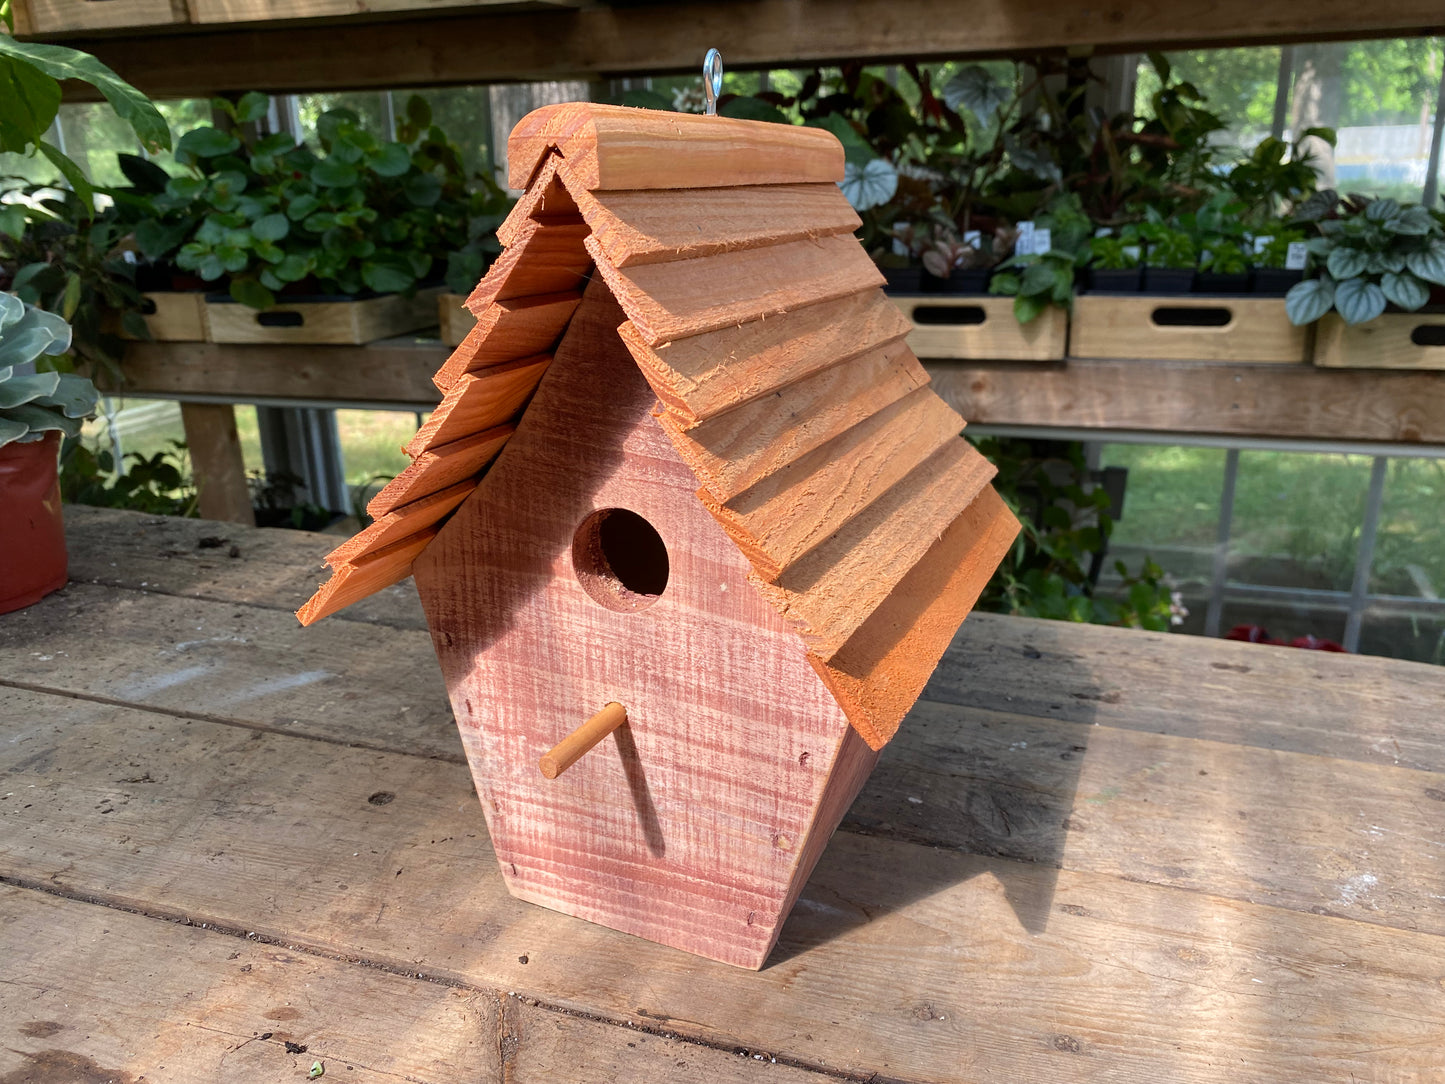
[880,266,924,294]
[1087,268,1142,292]
[1141,267,1197,294]
[1252,268,1305,295]
[1195,272,1251,294]
[921,268,992,294]
[0,431,68,616]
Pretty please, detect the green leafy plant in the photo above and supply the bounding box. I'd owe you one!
[1138,221,1198,269]
[1088,231,1142,269]
[1225,129,1334,225]
[60,438,199,516]
[973,435,1181,631]
[1285,197,1445,326]
[0,292,97,447]
[142,93,479,308]
[2,182,149,381]
[1253,227,1308,269]
[1200,240,1249,275]
[0,2,169,221]
[988,193,1091,322]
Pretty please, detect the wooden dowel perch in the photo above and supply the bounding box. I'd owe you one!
[539,702,628,779]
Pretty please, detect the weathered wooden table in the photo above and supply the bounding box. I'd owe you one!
[2,506,1443,1083]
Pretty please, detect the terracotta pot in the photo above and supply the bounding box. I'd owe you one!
[0,430,68,615]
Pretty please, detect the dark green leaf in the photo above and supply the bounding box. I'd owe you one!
[37,141,94,217]
[368,142,412,177]
[1381,271,1429,311]
[252,213,289,242]
[229,277,275,310]
[941,65,1011,122]
[1013,292,1049,324]
[117,152,171,193]
[286,194,321,222]
[1334,277,1387,325]
[165,175,206,201]
[0,55,62,154]
[312,159,359,188]
[1284,277,1335,326]
[176,126,240,160]
[233,91,270,124]
[361,262,414,293]
[405,95,432,129]
[1326,247,1368,280]
[620,88,673,111]
[718,96,790,124]
[0,204,27,239]
[272,253,310,283]
[804,113,873,167]
[1405,242,1445,286]
[121,310,152,341]
[402,172,441,207]
[0,36,169,151]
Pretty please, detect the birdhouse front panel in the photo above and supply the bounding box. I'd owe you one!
[297,102,1021,968]
[411,283,872,969]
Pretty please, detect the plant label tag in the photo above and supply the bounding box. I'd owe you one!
[1253,235,1272,255]
[1123,245,1141,261]
[1016,221,1035,254]
[963,229,982,248]
[1030,227,1051,255]
[1285,242,1308,270]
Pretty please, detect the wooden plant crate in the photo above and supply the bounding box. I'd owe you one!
[1071,295,1309,363]
[205,287,443,345]
[438,292,477,348]
[891,294,1066,361]
[120,292,209,342]
[1313,312,1445,370]
[12,0,189,34]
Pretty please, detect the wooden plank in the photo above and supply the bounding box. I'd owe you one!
[506,103,844,192]
[64,0,1445,97]
[404,354,550,456]
[16,0,186,34]
[592,234,882,346]
[465,219,592,315]
[434,290,581,392]
[1314,311,1445,369]
[0,883,504,1083]
[754,438,997,659]
[205,288,443,345]
[367,422,512,517]
[185,0,508,24]
[655,338,929,503]
[812,486,1020,748]
[702,387,968,581]
[298,526,438,625]
[437,290,476,347]
[413,285,861,969]
[1070,295,1311,363]
[179,401,255,526]
[5,688,1445,1083]
[578,182,861,268]
[925,356,1445,442]
[935,612,1445,773]
[0,579,458,756]
[622,289,914,425]
[850,697,1445,936]
[0,885,834,1084]
[896,294,1068,361]
[61,504,430,629]
[322,479,472,567]
[112,339,446,406]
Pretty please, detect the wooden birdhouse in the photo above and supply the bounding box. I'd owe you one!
[298,103,1020,969]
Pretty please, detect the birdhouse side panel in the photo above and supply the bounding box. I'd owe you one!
[414,287,861,969]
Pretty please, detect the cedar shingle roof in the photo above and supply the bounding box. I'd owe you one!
[298,103,1019,750]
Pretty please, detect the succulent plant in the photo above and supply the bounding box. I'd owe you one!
[0,293,98,448]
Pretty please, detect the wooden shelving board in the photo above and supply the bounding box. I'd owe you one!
[30,0,1445,97]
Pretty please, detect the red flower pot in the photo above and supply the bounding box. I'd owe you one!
[0,430,68,614]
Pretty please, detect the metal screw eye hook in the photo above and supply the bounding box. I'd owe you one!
[703,48,723,116]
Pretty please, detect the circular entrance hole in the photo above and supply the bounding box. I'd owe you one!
[572,508,669,612]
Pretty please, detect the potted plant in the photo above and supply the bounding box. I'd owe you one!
[1138,221,1198,293]
[1251,228,1309,295]
[921,228,995,294]
[1196,240,1251,294]
[988,193,1091,324]
[1086,231,1143,292]
[1285,197,1445,327]
[0,293,98,613]
[135,94,471,342]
